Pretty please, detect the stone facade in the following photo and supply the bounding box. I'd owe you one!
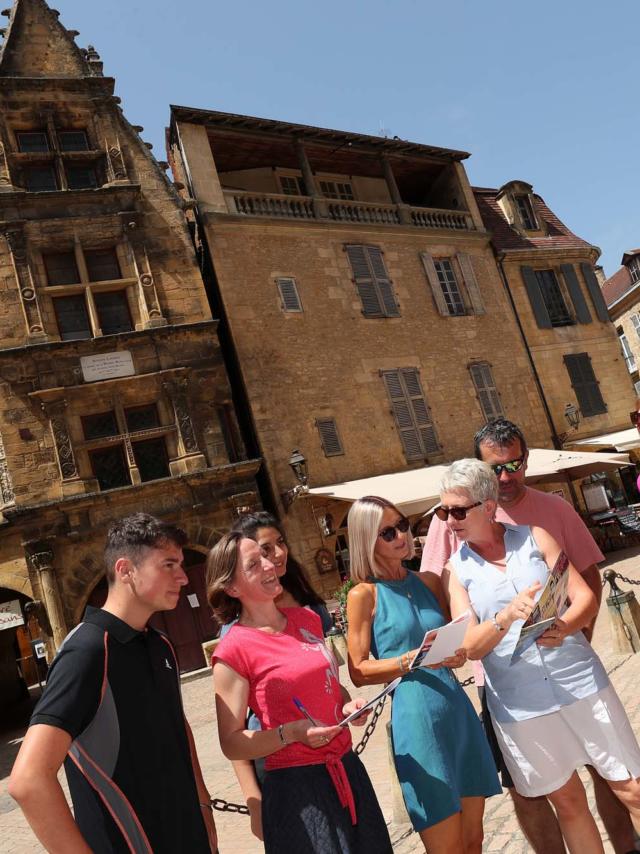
[602,251,640,398]
[168,110,556,595]
[475,183,635,443]
[0,0,259,698]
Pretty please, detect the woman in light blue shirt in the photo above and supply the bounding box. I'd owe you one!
[441,458,640,854]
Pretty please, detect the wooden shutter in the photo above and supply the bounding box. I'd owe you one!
[521,266,552,328]
[561,264,592,324]
[457,253,485,315]
[276,277,303,312]
[469,363,504,421]
[420,251,449,316]
[316,418,344,456]
[580,263,610,323]
[563,353,606,417]
[381,368,439,461]
[346,245,399,317]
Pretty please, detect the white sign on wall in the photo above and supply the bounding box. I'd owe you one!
[0,599,24,631]
[80,351,135,383]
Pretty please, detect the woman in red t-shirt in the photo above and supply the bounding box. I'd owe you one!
[208,531,392,854]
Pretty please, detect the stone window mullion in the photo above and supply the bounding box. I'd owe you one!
[114,400,141,484]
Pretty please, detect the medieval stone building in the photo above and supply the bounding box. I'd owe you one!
[168,109,635,595]
[0,0,260,705]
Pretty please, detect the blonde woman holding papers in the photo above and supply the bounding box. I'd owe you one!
[346,495,500,854]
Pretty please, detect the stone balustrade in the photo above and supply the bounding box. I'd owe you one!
[223,190,475,231]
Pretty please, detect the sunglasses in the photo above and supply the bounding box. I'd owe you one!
[435,502,482,522]
[490,456,525,476]
[378,517,411,542]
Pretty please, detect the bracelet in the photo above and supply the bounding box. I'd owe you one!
[397,653,409,674]
[491,612,505,633]
[278,723,288,746]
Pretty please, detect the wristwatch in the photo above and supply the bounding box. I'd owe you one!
[490,612,505,633]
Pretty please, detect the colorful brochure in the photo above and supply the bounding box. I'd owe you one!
[409,610,471,669]
[339,677,402,727]
[510,551,569,662]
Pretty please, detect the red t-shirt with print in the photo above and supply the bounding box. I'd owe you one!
[213,607,351,770]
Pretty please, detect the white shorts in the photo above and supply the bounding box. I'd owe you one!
[492,683,640,797]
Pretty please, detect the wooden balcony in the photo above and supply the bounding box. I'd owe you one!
[223,190,475,231]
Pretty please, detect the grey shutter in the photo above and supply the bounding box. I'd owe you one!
[316,418,344,456]
[580,263,610,323]
[563,353,606,417]
[469,363,504,421]
[367,246,399,317]
[276,277,302,312]
[521,266,552,328]
[561,264,592,325]
[457,253,485,315]
[420,251,449,316]
[346,245,399,317]
[382,369,439,461]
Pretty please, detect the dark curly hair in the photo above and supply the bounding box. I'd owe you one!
[473,418,527,460]
[231,511,324,607]
[104,513,187,584]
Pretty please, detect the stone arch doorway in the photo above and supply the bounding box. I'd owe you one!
[86,547,219,674]
[0,588,46,715]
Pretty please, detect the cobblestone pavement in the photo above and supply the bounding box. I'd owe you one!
[1,545,639,853]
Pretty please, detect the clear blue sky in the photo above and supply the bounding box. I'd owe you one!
[51,0,638,276]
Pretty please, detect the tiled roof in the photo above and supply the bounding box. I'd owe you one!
[473,188,594,253]
[602,266,634,307]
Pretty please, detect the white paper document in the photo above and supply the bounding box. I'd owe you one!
[339,677,402,727]
[410,610,471,669]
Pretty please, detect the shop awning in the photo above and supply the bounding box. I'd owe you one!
[308,448,630,516]
[565,427,640,453]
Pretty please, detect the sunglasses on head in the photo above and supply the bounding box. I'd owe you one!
[490,456,525,477]
[435,501,482,522]
[378,517,411,542]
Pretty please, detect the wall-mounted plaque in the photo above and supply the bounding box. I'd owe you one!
[0,599,24,631]
[80,351,135,383]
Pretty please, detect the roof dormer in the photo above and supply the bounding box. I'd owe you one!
[496,180,544,235]
[621,249,640,284]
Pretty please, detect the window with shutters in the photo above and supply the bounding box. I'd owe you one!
[421,251,484,316]
[276,277,303,313]
[316,418,344,456]
[381,368,439,461]
[618,329,636,373]
[346,245,399,318]
[631,314,640,340]
[535,270,572,326]
[515,195,538,230]
[563,353,606,417]
[279,174,305,196]
[469,363,504,422]
[629,257,640,284]
[319,180,354,200]
[433,259,466,316]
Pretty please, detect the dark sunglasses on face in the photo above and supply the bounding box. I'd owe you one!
[490,456,525,477]
[378,517,411,542]
[435,501,482,522]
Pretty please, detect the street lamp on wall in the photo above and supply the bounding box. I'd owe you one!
[282,449,309,510]
[564,403,581,430]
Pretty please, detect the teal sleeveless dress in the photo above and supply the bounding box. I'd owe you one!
[370,572,500,831]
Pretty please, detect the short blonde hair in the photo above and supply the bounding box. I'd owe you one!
[440,458,498,504]
[347,496,414,583]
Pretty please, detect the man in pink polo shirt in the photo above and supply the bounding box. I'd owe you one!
[421,418,636,854]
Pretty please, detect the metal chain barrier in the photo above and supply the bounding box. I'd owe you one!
[210,797,250,815]
[354,694,387,755]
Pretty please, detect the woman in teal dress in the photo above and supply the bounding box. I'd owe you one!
[346,496,500,854]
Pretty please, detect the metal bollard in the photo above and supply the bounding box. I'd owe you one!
[386,720,411,827]
[604,570,640,654]
[326,628,347,666]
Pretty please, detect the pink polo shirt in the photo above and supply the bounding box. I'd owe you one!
[420,486,603,576]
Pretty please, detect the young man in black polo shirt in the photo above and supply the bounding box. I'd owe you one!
[9,513,217,854]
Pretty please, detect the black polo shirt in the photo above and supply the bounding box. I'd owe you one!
[31,607,210,854]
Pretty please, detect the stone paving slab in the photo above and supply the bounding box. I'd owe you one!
[1,544,639,853]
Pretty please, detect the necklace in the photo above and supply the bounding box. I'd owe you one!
[380,572,412,599]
